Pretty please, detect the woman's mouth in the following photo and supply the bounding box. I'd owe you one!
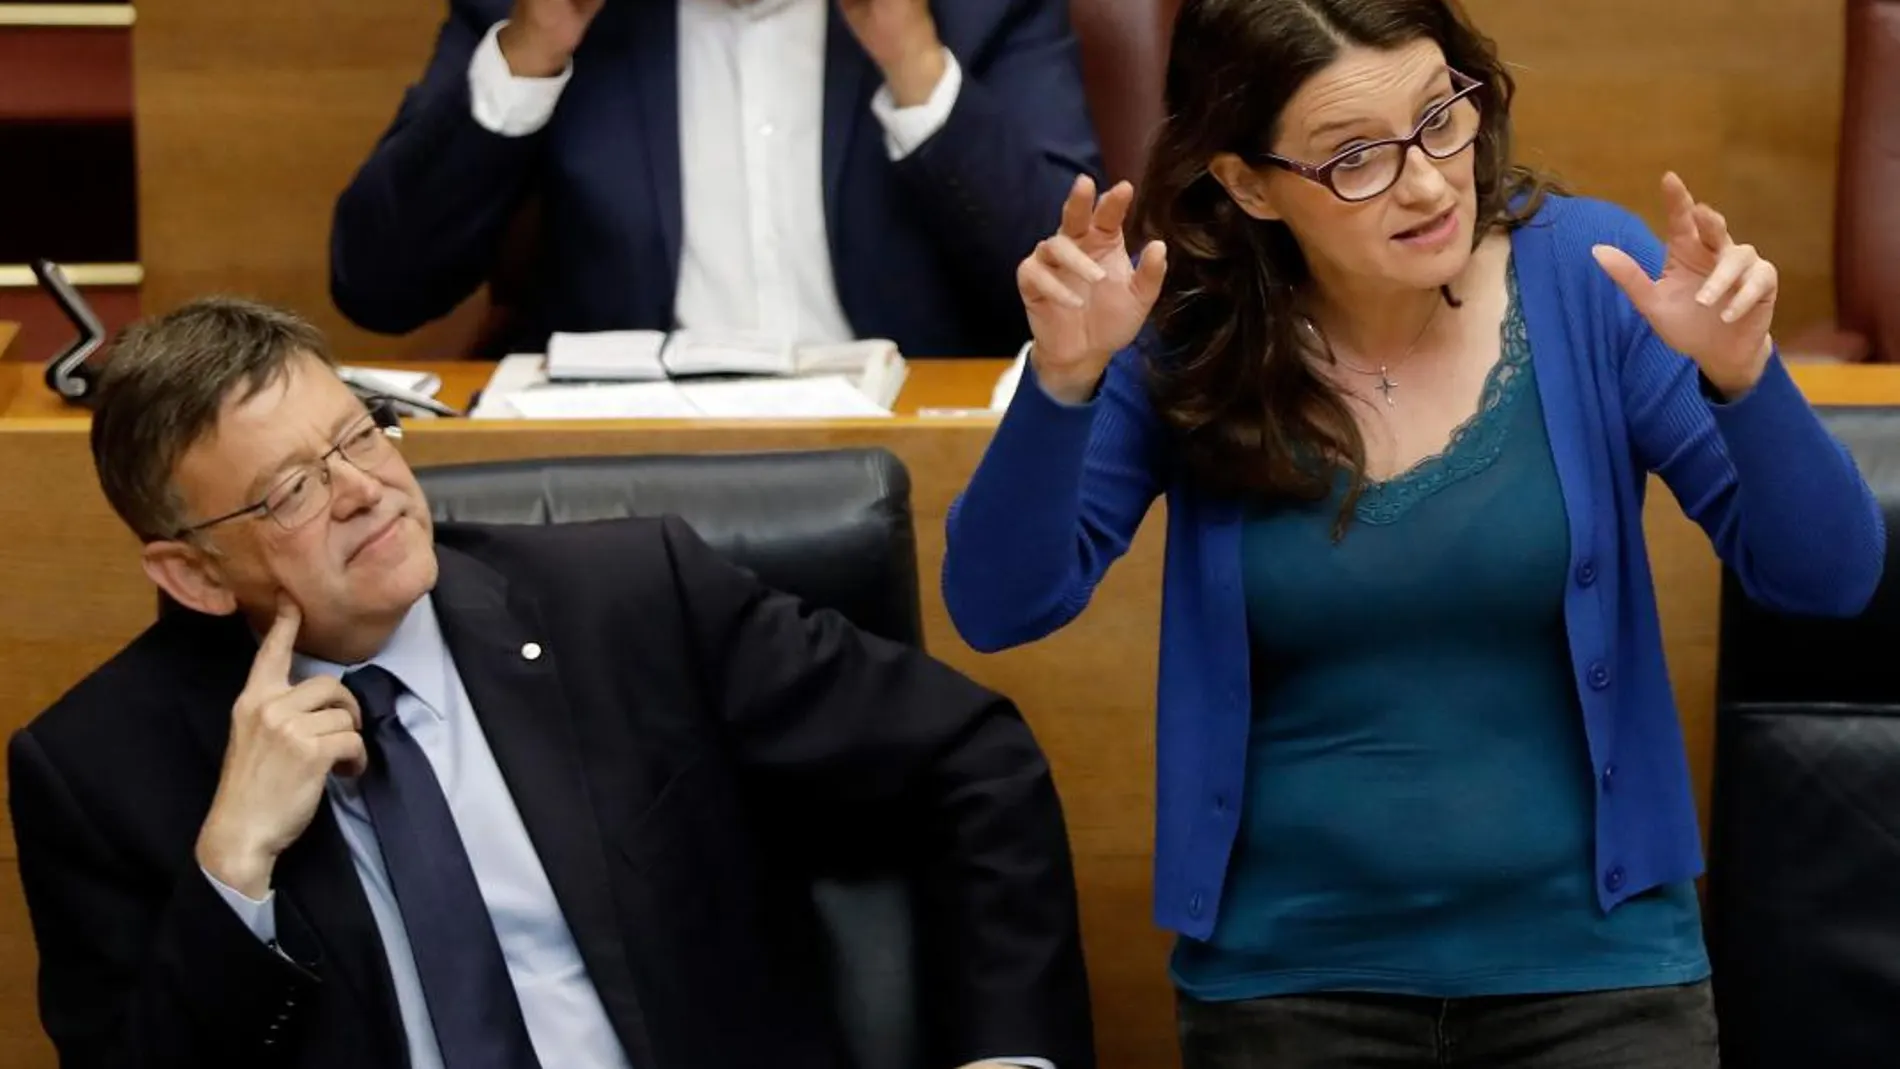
[1395,209,1459,249]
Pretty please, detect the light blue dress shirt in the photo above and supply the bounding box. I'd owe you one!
[207,596,632,1069]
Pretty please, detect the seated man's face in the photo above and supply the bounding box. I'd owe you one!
[156,352,437,655]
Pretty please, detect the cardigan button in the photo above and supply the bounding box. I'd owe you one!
[1600,764,1616,793]
[1575,559,1597,587]
[1188,891,1205,918]
[1604,866,1626,892]
[1587,662,1612,690]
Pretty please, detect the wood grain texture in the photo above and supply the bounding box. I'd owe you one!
[134,0,1850,361]
[0,323,16,363]
[1,360,1896,1068]
[1464,0,1847,336]
[132,0,488,361]
[0,27,132,121]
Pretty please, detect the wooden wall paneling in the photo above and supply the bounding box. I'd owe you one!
[1463,0,1847,334]
[0,14,139,363]
[133,0,1850,362]
[0,284,140,364]
[133,0,490,362]
[0,27,132,121]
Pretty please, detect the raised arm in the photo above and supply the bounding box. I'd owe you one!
[944,178,1172,651]
[329,0,604,334]
[1594,174,1885,615]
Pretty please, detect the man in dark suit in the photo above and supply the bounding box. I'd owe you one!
[329,0,1103,358]
[8,297,1093,1068]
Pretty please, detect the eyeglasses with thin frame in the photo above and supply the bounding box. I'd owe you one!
[174,405,404,540]
[1248,70,1486,203]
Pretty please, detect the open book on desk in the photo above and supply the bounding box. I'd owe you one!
[545,330,907,402]
[480,335,909,418]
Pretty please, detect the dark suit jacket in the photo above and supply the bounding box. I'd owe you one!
[328,0,1104,358]
[9,518,1093,1069]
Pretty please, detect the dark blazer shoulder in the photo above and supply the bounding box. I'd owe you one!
[431,517,698,612]
[21,610,244,759]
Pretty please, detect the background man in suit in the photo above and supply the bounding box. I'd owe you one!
[8,298,1094,1068]
[329,0,1103,358]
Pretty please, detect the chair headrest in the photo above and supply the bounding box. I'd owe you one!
[416,448,924,649]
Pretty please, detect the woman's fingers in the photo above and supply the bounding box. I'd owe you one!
[1043,234,1106,283]
[1090,180,1136,239]
[1692,203,1731,252]
[1661,172,1700,246]
[1018,256,1086,309]
[1059,174,1096,240]
[1721,258,1778,324]
[1695,243,1758,309]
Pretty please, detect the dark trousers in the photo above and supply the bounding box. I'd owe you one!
[1178,981,1719,1069]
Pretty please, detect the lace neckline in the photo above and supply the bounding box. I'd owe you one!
[1351,265,1533,526]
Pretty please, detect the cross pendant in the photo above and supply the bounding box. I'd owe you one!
[1375,368,1397,406]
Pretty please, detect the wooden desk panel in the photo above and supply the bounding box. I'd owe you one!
[0,357,1014,420]
[0,360,1894,1068]
[0,322,16,362]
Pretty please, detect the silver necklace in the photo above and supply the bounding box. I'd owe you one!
[1307,296,1443,408]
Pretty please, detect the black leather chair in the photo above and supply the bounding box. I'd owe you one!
[417,448,927,1069]
[1707,408,1900,1067]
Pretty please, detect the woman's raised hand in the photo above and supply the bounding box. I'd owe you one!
[1017,176,1168,404]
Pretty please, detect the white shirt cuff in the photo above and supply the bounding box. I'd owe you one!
[202,867,278,946]
[869,49,962,161]
[469,19,573,136]
[991,1060,1055,1069]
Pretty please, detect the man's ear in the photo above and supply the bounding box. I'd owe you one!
[142,539,238,616]
[1209,152,1284,222]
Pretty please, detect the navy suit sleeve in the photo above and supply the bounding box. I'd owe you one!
[330,0,543,335]
[892,0,1104,321]
[658,516,1096,1069]
[9,728,322,1069]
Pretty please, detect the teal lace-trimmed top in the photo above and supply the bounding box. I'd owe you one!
[1170,268,1710,1000]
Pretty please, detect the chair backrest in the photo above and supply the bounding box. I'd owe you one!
[417,448,926,1069]
[1070,0,1181,186]
[1834,0,1900,362]
[1707,408,1900,1066]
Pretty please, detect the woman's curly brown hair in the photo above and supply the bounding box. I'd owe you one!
[1134,0,1558,524]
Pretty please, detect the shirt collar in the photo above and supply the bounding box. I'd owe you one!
[290,596,452,722]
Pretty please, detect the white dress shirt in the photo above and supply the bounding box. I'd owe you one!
[208,597,632,1069]
[466,0,964,345]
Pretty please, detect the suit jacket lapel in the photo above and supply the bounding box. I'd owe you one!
[626,0,683,292]
[430,548,654,1068]
[170,610,407,1060]
[822,7,877,254]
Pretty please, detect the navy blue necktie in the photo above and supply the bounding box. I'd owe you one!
[345,665,541,1069]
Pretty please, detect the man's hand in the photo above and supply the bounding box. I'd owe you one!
[838,0,946,107]
[498,0,607,78]
[195,599,366,900]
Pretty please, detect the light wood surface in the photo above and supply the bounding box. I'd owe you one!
[0,323,16,363]
[0,359,1894,1068]
[135,0,1853,364]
